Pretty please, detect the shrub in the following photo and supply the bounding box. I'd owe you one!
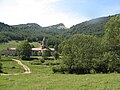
[115,64,120,73]
[12,66,16,69]
[43,60,60,66]
[0,62,3,73]
[42,50,51,58]
[39,58,45,63]
[52,66,62,73]
[30,59,42,65]
[53,51,59,60]
[52,64,67,74]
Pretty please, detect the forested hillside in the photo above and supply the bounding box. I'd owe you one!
[0,14,118,45]
[0,23,67,46]
[61,16,112,39]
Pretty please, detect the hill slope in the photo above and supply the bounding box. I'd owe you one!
[0,23,67,43]
[61,15,114,39]
[0,14,119,43]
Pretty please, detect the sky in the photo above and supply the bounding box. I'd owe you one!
[0,0,120,27]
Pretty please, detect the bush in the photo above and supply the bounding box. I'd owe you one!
[115,64,120,73]
[43,60,60,66]
[53,51,59,60]
[42,50,51,57]
[52,66,62,73]
[0,62,3,73]
[30,59,42,65]
[39,58,45,63]
[52,64,67,74]
[12,66,16,69]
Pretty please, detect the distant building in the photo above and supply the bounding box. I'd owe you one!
[8,37,54,56]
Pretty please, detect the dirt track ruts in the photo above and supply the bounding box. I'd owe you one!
[0,59,31,76]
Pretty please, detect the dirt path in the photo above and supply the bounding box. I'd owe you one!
[0,59,31,76]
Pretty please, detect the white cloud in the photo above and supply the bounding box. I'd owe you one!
[0,0,87,27]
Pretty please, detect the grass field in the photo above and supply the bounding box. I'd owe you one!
[0,56,23,74]
[0,41,40,51]
[0,56,120,90]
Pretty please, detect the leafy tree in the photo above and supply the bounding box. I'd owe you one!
[46,36,61,47]
[17,40,32,60]
[0,62,2,73]
[53,51,59,60]
[0,56,2,73]
[59,34,102,74]
[103,14,120,55]
[54,44,58,52]
[42,50,51,58]
[101,14,120,73]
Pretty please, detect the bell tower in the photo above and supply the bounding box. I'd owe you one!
[41,37,46,49]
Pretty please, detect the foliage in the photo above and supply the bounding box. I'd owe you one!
[42,50,51,58]
[53,51,59,60]
[55,14,120,74]
[58,34,102,74]
[17,40,32,60]
[0,62,2,73]
[52,64,67,73]
[54,44,59,51]
[30,59,43,65]
[101,14,120,73]
[43,60,60,66]
[46,37,61,47]
[53,44,59,60]
[0,56,3,73]
[95,52,120,73]
[103,14,120,56]
[0,22,65,44]
[61,16,111,39]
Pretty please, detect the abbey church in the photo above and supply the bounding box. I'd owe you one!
[8,37,54,56]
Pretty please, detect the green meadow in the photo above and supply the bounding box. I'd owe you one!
[0,41,40,51]
[0,56,120,90]
[0,57,23,74]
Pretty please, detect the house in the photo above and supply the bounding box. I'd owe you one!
[8,37,54,56]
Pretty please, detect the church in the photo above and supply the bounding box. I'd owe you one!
[8,37,54,56]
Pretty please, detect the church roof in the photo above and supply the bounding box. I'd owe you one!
[9,47,54,51]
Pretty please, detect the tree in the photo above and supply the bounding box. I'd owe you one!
[54,44,58,52]
[103,14,120,53]
[59,34,102,74]
[17,40,32,60]
[53,44,59,60]
[0,62,2,73]
[42,50,51,58]
[0,56,2,73]
[53,51,59,60]
[101,14,120,73]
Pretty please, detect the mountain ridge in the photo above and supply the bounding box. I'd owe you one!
[0,13,119,43]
